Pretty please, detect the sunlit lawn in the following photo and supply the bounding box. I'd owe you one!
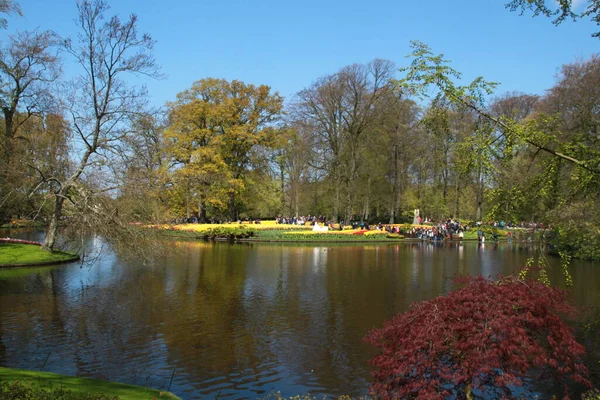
[0,243,78,266]
[0,367,180,400]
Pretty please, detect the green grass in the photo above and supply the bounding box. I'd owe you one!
[0,367,180,400]
[0,243,78,266]
[461,228,510,240]
[254,230,402,241]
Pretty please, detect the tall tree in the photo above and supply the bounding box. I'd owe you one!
[117,113,169,222]
[0,30,60,160]
[272,124,312,218]
[0,30,60,224]
[37,0,160,251]
[531,55,600,259]
[372,92,420,223]
[291,59,395,223]
[164,78,283,221]
[487,92,539,222]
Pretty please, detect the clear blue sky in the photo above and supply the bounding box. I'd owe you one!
[6,0,599,109]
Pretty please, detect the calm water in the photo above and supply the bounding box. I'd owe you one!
[0,230,599,399]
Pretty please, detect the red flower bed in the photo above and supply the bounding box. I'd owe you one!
[0,238,42,246]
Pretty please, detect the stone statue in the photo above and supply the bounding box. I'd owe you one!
[413,208,420,225]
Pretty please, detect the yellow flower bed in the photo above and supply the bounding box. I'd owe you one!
[147,222,308,232]
[146,221,434,233]
[283,229,386,235]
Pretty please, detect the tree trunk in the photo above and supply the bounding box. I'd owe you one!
[294,183,299,218]
[453,178,460,219]
[1,108,15,182]
[229,191,236,221]
[476,162,484,221]
[185,180,191,219]
[363,176,371,221]
[198,196,207,223]
[42,194,64,252]
[279,163,285,213]
[333,175,341,223]
[345,186,353,225]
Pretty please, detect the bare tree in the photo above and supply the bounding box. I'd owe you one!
[0,30,60,224]
[0,30,60,169]
[39,0,160,251]
[291,59,395,222]
[0,0,21,29]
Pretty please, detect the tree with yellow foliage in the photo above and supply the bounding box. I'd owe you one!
[164,78,283,221]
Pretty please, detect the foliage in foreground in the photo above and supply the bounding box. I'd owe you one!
[0,380,117,399]
[364,275,591,399]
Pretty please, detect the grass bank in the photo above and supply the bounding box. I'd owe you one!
[0,243,79,267]
[253,229,404,242]
[0,367,180,400]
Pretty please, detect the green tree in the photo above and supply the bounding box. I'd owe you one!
[506,0,600,38]
[400,41,600,258]
[164,78,283,221]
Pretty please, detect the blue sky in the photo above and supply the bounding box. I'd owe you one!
[6,0,599,109]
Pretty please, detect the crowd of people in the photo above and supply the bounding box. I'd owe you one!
[395,219,467,241]
[276,215,330,226]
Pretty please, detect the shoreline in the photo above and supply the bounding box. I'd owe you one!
[0,240,80,268]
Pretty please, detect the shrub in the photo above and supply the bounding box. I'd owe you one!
[552,223,600,260]
[196,226,255,240]
[385,233,404,239]
[364,275,590,399]
[364,231,388,236]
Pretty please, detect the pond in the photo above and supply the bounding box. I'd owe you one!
[0,231,598,399]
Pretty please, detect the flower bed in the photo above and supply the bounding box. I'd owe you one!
[0,238,43,246]
[148,222,308,232]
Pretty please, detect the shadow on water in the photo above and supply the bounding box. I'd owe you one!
[0,235,598,398]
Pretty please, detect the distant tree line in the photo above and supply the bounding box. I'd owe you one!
[0,0,598,258]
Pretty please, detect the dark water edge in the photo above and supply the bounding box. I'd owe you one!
[0,229,598,399]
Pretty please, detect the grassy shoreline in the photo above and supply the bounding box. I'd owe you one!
[0,367,180,399]
[0,243,80,267]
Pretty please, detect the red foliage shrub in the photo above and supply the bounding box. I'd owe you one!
[364,276,591,399]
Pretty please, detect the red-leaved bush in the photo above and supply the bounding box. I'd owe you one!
[364,276,591,399]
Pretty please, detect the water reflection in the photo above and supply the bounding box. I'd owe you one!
[0,238,598,399]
